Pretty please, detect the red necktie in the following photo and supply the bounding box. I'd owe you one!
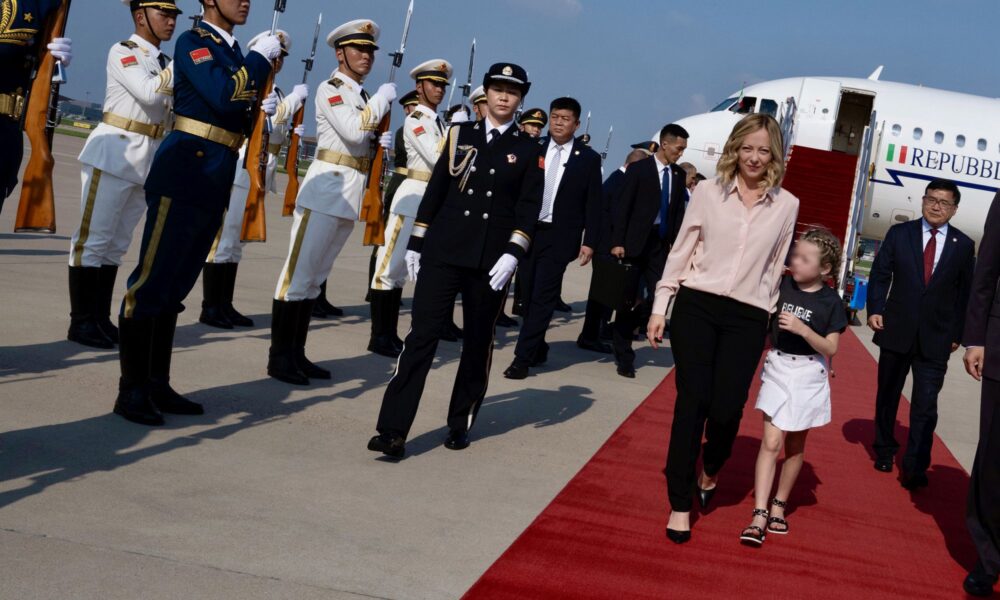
[923,228,938,285]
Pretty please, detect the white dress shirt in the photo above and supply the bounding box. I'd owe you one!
[201,20,237,49]
[539,138,573,223]
[922,218,949,272]
[652,154,671,225]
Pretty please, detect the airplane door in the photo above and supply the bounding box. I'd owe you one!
[794,78,842,150]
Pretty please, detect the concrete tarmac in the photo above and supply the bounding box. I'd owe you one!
[0,134,981,599]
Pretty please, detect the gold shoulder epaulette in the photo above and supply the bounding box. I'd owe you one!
[329,77,343,88]
[192,27,222,45]
[119,40,139,49]
[410,110,423,120]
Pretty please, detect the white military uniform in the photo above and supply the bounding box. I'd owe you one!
[70,34,172,267]
[208,29,303,264]
[274,69,389,301]
[371,104,445,290]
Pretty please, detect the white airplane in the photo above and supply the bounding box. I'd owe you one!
[673,68,1000,256]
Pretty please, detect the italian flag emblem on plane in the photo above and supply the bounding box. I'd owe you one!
[886,144,908,164]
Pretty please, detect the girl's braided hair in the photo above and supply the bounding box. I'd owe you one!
[800,227,843,287]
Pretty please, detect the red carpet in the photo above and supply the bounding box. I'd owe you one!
[464,329,978,599]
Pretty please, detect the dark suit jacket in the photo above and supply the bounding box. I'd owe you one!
[964,192,1000,379]
[409,121,544,270]
[867,218,975,360]
[610,155,687,258]
[536,136,603,257]
[596,168,626,254]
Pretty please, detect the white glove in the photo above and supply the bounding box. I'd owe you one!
[293,124,305,137]
[373,82,397,104]
[261,90,279,116]
[379,131,393,151]
[450,109,469,124]
[405,250,421,282]
[252,34,283,61]
[290,83,309,103]
[47,37,72,67]
[488,253,518,291]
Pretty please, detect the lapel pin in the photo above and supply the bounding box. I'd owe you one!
[507,154,517,164]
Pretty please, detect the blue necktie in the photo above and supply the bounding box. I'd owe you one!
[659,167,671,239]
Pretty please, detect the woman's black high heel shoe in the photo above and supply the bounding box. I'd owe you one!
[666,527,691,544]
[697,485,716,509]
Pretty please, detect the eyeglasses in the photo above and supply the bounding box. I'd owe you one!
[922,195,956,209]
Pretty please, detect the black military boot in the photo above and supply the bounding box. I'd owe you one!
[150,312,204,415]
[68,266,115,349]
[220,262,254,327]
[97,264,120,343]
[114,317,163,426]
[199,263,233,329]
[267,299,309,385]
[368,290,401,358]
[297,299,331,379]
[312,280,344,318]
[365,248,378,303]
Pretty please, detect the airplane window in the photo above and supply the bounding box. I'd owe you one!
[934,131,944,144]
[891,124,901,137]
[956,135,966,148]
[979,138,987,151]
[734,96,757,114]
[711,97,738,112]
[759,99,778,117]
[913,127,923,140]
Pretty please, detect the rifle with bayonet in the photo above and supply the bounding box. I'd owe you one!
[360,0,413,247]
[14,0,72,233]
[601,125,613,161]
[282,12,321,217]
[577,110,592,146]
[459,38,474,111]
[240,0,287,243]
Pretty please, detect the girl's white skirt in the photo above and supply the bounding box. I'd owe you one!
[755,349,831,432]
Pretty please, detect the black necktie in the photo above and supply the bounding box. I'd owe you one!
[361,89,370,102]
[157,54,167,70]
[488,128,500,147]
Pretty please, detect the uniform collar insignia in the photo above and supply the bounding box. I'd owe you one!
[473,122,480,130]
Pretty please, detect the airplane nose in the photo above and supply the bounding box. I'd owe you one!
[673,112,742,179]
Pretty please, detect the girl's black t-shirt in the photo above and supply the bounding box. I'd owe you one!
[772,275,849,355]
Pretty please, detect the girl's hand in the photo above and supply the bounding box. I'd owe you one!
[647,315,666,349]
[777,311,807,336]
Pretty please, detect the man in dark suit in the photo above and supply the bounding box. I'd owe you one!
[502,97,602,379]
[867,178,975,489]
[368,63,543,458]
[960,192,1000,597]
[609,125,689,377]
[577,143,657,353]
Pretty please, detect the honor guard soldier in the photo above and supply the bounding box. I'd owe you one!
[114,0,281,426]
[364,89,418,303]
[368,62,544,458]
[518,108,546,138]
[367,59,452,358]
[200,29,309,330]
[0,0,72,209]
[469,84,486,121]
[267,19,396,385]
[66,0,180,350]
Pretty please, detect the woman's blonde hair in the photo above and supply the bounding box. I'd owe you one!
[800,227,843,286]
[716,113,786,191]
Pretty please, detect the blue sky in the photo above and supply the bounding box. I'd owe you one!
[63,0,1000,164]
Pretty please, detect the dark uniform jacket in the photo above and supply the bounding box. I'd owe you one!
[408,120,544,270]
[611,155,688,257]
[144,26,271,202]
[0,0,63,199]
[597,168,626,254]
[868,217,975,361]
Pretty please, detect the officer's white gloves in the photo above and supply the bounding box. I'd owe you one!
[47,37,72,67]
[449,109,469,124]
[405,250,421,282]
[488,253,518,291]
[252,34,284,61]
[261,90,279,116]
[379,131,393,151]
[374,82,397,104]
[293,124,305,137]
[289,83,309,104]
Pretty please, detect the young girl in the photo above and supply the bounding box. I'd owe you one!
[740,228,848,546]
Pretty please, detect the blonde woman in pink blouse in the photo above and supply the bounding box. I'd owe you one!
[646,114,799,544]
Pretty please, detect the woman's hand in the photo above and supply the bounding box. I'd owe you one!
[647,314,666,349]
